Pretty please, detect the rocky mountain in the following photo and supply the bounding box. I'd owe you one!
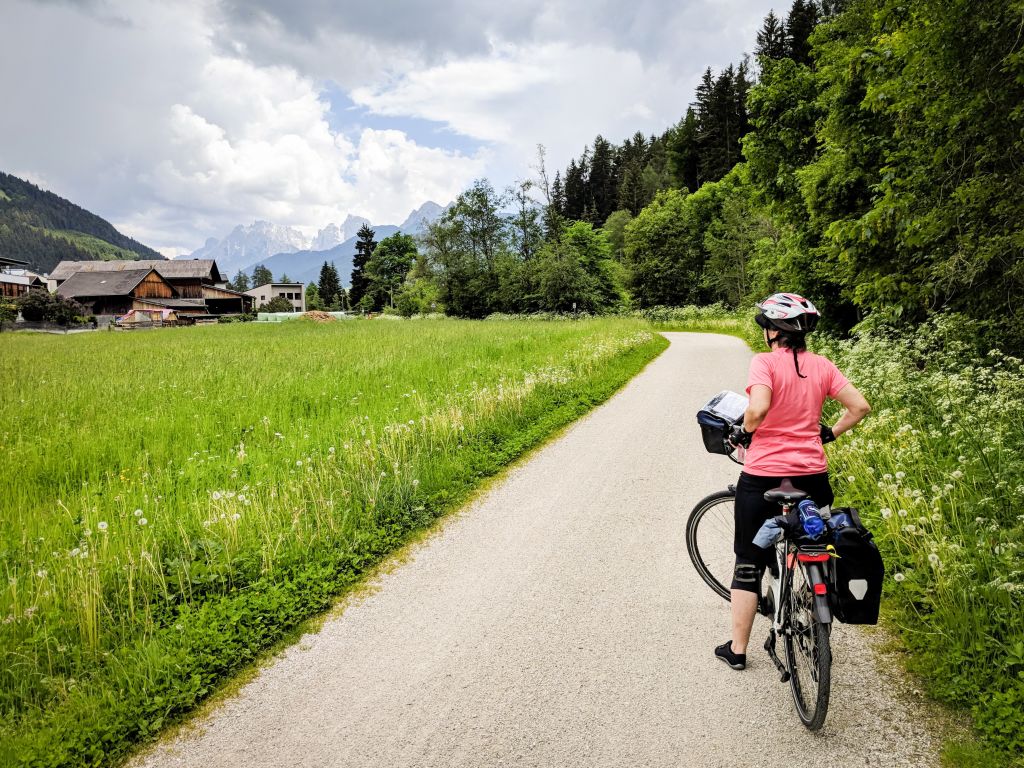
[0,171,161,274]
[231,201,448,286]
[399,201,445,232]
[311,214,371,251]
[190,221,310,277]
[256,225,401,287]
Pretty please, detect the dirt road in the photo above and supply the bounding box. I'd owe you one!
[136,332,938,768]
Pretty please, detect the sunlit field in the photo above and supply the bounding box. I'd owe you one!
[0,317,665,767]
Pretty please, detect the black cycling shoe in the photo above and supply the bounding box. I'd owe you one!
[714,641,747,670]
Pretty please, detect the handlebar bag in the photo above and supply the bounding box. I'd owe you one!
[696,390,748,456]
[827,508,884,624]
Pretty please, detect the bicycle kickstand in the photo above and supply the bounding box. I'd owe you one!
[763,629,790,683]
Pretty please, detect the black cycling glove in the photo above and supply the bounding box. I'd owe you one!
[820,424,837,444]
[729,424,754,448]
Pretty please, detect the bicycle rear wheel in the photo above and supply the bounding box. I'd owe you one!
[685,489,735,601]
[783,565,832,730]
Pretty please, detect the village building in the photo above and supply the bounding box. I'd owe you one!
[55,268,199,318]
[49,259,252,317]
[0,256,46,299]
[245,282,306,312]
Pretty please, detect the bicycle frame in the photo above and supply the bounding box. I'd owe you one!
[763,501,833,682]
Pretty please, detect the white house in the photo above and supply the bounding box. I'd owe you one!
[245,283,305,312]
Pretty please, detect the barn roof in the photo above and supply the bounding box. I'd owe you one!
[57,269,156,297]
[50,259,223,282]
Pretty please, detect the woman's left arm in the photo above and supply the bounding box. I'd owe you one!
[744,384,772,433]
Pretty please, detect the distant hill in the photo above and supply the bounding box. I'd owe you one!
[0,172,161,274]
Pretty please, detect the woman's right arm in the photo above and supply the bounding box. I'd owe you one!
[830,383,871,437]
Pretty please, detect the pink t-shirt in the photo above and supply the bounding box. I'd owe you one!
[743,348,850,476]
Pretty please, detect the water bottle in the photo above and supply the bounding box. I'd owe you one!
[798,498,826,539]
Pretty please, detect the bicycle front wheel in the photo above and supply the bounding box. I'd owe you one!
[784,565,832,730]
[685,489,735,601]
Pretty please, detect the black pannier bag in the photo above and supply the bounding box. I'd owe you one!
[696,390,748,455]
[828,508,885,624]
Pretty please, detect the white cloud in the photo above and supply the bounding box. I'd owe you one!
[1,0,483,255]
[351,40,696,173]
[2,0,779,255]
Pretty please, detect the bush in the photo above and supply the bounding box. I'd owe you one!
[257,296,295,313]
[16,291,89,325]
[817,316,1024,762]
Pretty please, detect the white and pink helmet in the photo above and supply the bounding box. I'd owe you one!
[755,292,820,333]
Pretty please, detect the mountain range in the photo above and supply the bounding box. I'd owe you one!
[189,201,447,286]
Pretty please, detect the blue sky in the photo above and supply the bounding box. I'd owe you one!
[0,0,778,256]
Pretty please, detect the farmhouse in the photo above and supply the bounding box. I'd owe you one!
[55,268,211,319]
[245,282,306,312]
[0,256,45,299]
[49,259,252,316]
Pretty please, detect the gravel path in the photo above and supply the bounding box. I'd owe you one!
[135,332,939,768]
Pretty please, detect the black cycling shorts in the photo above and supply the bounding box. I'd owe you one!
[731,471,834,592]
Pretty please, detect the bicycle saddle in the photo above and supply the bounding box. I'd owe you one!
[763,478,809,505]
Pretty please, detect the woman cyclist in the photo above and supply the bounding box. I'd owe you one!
[715,293,871,670]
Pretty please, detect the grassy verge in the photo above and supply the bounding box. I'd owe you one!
[0,318,666,767]
[675,306,1023,766]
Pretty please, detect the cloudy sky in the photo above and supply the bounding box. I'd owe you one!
[1,0,776,256]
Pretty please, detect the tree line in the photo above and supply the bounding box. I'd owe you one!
[234,0,1023,348]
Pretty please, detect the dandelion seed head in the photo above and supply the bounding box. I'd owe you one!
[97,521,108,531]
[928,553,940,566]
[881,509,893,519]
[138,518,147,527]
[134,508,143,516]
[893,573,906,582]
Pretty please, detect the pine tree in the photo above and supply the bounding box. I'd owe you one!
[318,260,341,307]
[786,0,820,64]
[756,10,788,61]
[667,108,700,192]
[252,265,273,287]
[588,136,616,224]
[231,270,251,292]
[349,224,377,308]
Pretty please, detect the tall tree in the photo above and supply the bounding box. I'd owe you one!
[756,10,788,61]
[252,265,273,286]
[349,224,377,308]
[318,261,341,308]
[785,0,820,64]
[231,270,250,292]
[362,232,418,310]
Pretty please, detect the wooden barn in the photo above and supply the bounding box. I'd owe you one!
[49,259,251,316]
[49,259,226,297]
[56,268,180,316]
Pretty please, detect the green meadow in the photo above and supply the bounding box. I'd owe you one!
[0,318,665,767]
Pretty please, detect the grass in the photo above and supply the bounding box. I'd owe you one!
[0,317,667,767]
